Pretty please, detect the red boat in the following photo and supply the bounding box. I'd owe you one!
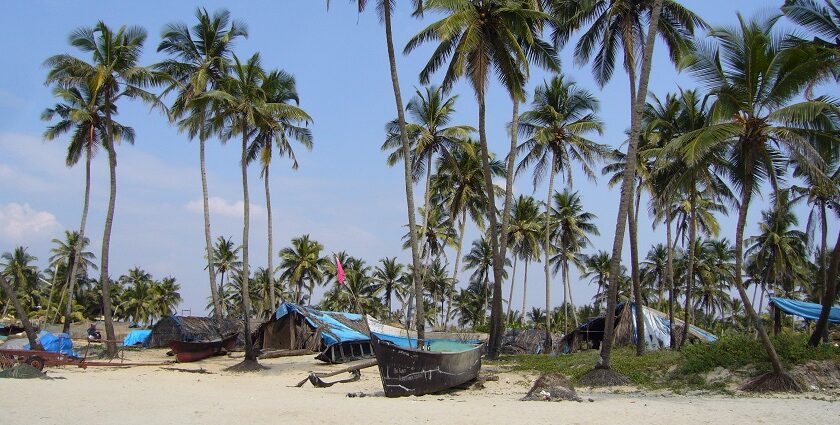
[167,334,238,363]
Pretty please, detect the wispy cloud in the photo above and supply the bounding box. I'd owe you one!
[185,196,265,218]
[0,202,61,243]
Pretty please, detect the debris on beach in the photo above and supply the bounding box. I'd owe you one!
[0,364,52,380]
[521,373,582,402]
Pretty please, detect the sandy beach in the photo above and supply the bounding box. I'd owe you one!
[1,349,837,425]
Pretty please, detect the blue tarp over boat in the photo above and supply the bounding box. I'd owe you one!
[770,297,840,324]
[270,302,373,363]
[24,331,77,357]
[274,303,369,346]
[123,329,152,347]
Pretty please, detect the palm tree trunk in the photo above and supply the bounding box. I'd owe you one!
[562,260,568,333]
[733,155,790,378]
[201,138,222,322]
[383,0,424,345]
[264,165,276,312]
[507,255,518,323]
[629,182,645,356]
[0,274,42,350]
[597,0,664,371]
[445,210,467,330]
[678,189,697,350]
[99,134,118,355]
[809,227,840,346]
[64,146,92,334]
[566,259,579,326]
[666,211,676,350]
[544,154,557,343]
[44,266,58,326]
[819,201,829,343]
[240,122,256,362]
[219,270,227,315]
[522,258,529,316]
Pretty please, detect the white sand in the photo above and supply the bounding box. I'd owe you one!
[1,349,837,425]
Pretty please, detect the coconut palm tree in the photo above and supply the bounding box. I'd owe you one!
[118,267,154,326]
[247,69,313,312]
[278,235,330,305]
[406,0,560,357]
[641,244,668,310]
[505,195,542,321]
[1,248,41,314]
[45,21,163,355]
[374,257,403,317]
[328,0,427,343]
[677,14,839,390]
[582,251,612,309]
[549,189,599,332]
[515,75,606,336]
[150,276,182,322]
[46,231,96,330]
[212,236,241,315]
[156,8,247,321]
[0,274,41,350]
[555,0,703,375]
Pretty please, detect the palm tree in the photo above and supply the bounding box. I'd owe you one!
[550,189,599,332]
[677,14,838,390]
[47,231,96,330]
[582,251,612,309]
[45,22,162,355]
[212,236,241,315]
[555,0,703,376]
[374,257,403,316]
[462,237,494,326]
[278,235,330,305]
[150,276,182,322]
[328,0,427,344]
[506,195,542,321]
[641,244,668,310]
[247,69,313,312]
[1,247,41,314]
[515,75,605,336]
[406,0,560,357]
[0,273,41,350]
[156,8,247,321]
[118,267,154,326]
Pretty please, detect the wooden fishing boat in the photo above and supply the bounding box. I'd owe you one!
[369,331,484,397]
[167,333,238,363]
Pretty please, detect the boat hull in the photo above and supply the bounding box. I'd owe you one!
[168,334,238,363]
[370,332,483,397]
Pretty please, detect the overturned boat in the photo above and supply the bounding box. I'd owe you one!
[167,333,237,363]
[367,318,484,397]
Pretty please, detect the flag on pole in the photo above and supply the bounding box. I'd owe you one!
[336,257,346,285]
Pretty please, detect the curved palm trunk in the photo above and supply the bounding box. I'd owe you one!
[44,271,58,326]
[734,155,788,377]
[240,122,256,362]
[64,146,92,334]
[666,211,676,349]
[522,258,530,318]
[201,138,222,322]
[678,190,697,350]
[543,154,557,341]
[809,228,840,346]
[445,211,467,330]
[383,0,424,345]
[597,0,664,370]
[506,255,518,323]
[0,275,42,350]
[629,183,645,355]
[100,140,118,355]
[264,165,276,312]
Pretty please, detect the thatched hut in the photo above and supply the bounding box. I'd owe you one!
[147,316,229,348]
[500,329,563,355]
[559,303,716,354]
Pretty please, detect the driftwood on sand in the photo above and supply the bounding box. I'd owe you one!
[295,358,378,388]
[258,349,312,359]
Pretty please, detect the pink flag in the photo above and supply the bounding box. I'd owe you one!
[336,257,346,285]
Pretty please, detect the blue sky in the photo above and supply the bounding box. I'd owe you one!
[0,1,834,317]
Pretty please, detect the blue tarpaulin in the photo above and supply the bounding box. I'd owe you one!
[770,297,840,324]
[24,331,78,357]
[123,329,152,347]
[275,303,369,346]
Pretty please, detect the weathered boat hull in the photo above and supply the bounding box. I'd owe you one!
[370,332,484,397]
[168,334,238,363]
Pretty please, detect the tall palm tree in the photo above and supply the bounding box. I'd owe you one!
[677,14,838,390]
[515,75,606,336]
[506,195,542,320]
[328,0,427,344]
[0,274,41,350]
[374,257,403,316]
[582,251,613,309]
[556,0,703,374]
[247,69,313,312]
[641,244,668,310]
[156,8,247,321]
[462,237,494,326]
[278,235,330,305]
[47,231,96,330]
[212,236,241,315]
[549,189,599,332]
[45,22,162,355]
[150,276,182,322]
[406,0,560,356]
[1,247,41,313]
[118,267,154,326]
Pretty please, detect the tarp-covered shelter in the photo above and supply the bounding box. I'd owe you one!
[148,316,237,348]
[769,297,840,324]
[254,302,372,363]
[560,303,716,353]
[23,331,77,356]
[122,329,152,347]
[500,329,563,355]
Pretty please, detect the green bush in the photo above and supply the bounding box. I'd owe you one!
[681,331,840,374]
